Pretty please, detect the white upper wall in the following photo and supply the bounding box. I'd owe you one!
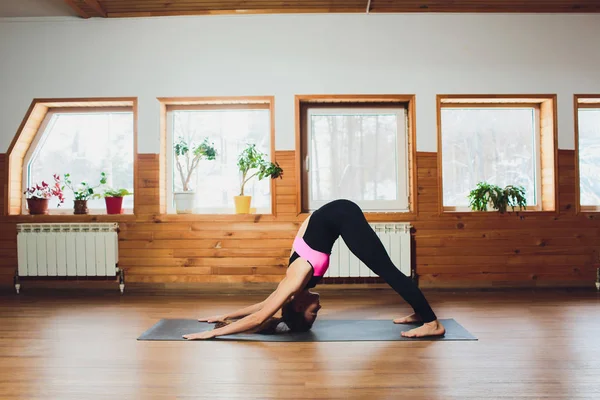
[0,13,599,153]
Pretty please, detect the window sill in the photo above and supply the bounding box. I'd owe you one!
[3,213,136,223]
[22,208,135,215]
[579,206,600,214]
[294,210,417,221]
[154,213,280,222]
[439,208,558,217]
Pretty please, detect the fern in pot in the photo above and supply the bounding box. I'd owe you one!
[173,137,217,214]
[468,182,527,214]
[235,143,283,214]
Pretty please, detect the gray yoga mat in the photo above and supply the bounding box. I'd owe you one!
[137,318,477,342]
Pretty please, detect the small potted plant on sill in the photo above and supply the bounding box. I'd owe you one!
[23,174,65,215]
[63,172,107,215]
[468,182,527,214]
[93,187,133,215]
[173,136,218,214]
[235,143,283,214]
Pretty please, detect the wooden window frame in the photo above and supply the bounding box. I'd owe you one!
[157,96,277,217]
[437,94,558,215]
[4,98,138,217]
[295,94,417,217]
[574,94,600,213]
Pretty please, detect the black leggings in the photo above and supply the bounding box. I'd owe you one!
[337,204,437,323]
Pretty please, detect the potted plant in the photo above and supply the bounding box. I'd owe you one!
[173,136,217,214]
[23,174,65,215]
[235,143,284,214]
[94,188,133,214]
[468,182,527,214]
[63,172,107,214]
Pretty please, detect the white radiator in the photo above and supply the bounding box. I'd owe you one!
[15,223,123,293]
[325,223,412,278]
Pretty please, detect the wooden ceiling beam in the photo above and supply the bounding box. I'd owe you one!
[106,8,365,18]
[64,0,90,18]
[84,0,108,17]
[66,1,600,18]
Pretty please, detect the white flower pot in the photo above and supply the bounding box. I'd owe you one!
[174,191,196,214]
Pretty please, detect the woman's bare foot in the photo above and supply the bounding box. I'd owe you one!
[401,320,446,338]
[393,313,422,324]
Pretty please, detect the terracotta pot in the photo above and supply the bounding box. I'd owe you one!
[105,197,124,215]
[27,198,49,215]
[73,200,89,215]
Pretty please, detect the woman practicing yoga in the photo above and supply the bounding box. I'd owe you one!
[183,199,445,340]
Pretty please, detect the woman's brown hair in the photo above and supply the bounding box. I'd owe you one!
[281,301,314,332]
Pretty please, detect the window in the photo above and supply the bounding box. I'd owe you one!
[5,98,137,216]
[575,96,600,211]
[298,96,414,213]
[23,109,135,212]
[441,107,540,208]
[438,95,557,212]
[162,98,275,214]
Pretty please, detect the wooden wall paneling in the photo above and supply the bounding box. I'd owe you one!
[117,150,299,284]
[0,153,6,216]
[558,149,577,214]
[0,155,14,284]
[274,151,297,216]
[137,154,160,215]
[0,221,17,285]
[2,148,599,289]
[413,150,599,288]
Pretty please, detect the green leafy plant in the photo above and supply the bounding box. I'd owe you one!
[63,172,107,201]
[104,188,132,197]
[468,182,527,214]
[237,143,283,196]
[174,137,217,192]
[93,188,133,199]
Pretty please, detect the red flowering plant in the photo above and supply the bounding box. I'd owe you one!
[23,174,65,206]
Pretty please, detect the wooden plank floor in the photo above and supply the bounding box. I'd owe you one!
[1,288,599,399]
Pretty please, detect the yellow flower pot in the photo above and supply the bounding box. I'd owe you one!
[234,195,252,214]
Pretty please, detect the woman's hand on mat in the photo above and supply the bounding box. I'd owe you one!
[182,331,215,340]
[198,315,227,323]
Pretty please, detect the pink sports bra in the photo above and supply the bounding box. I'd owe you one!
[292,236,330,277]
